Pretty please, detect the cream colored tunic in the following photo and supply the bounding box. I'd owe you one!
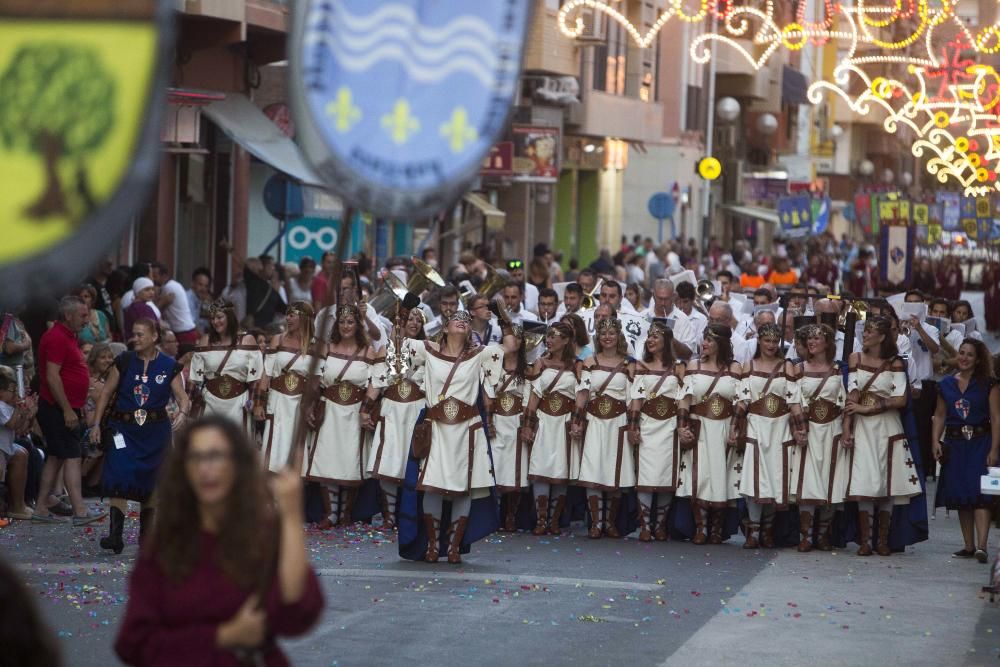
[408,340,504,495]
[847,364,921,502]
[262,348,323,475]
[676,366,742,505]
[577,364,635,490]
[526,364,579,484]
[307,351,372,484]
[630,367,681,492]
[738,362,795,505]
[367,354,426,483]
[791,366,849,505]
[484,365,529,491]
[190,345,263,432]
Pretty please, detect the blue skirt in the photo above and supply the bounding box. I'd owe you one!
[935,435,992,510]
[101,420,172,503]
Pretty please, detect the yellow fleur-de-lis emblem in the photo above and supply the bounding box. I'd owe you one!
[382,99,420,144]
[325,87,361,133]
[440,107,478,153]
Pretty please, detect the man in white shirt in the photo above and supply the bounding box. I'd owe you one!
[423,285,461,339]
[902,291,941,478]
[737,309,778,364]
[502,282,538,326]
[599,280,639,316]
[505,260,538,315]
[554,282,585,319]
[707,301,754,364]
[152,262,198,346]
[186,267,212,334]
[468,294,501,345]
[536,288,560,325]
[641,279,693,360]
[674,281,707,343]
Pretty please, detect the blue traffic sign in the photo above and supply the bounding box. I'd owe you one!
[647,192,675,220]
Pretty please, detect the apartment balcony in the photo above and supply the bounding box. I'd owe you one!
[567,90,664,143]
[523,0,579,77]
[176,0,288,64]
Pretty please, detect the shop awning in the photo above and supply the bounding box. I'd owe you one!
[463,192,506,230]
[782,65,810,106]
[724,204,780,225]
[202,93,324,187]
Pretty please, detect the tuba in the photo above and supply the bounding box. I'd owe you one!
[460,263,509,307]
[407,257,447,294]
[368,270,410,317]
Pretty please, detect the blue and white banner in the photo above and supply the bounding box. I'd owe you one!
[289,0,532,219]
[777,194,812,239]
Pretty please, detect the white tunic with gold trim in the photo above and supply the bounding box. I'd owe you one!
[577,364,635,490]
[307,351,372,485]
[190,344,263,431]
[737,363,795,505]
[792,366,849,505]
[526,364,579,484]
[676,367,742,505]
[630,367,681,492]
[484,366,529,491]
[262,348,323,475]
[366,353,426,483]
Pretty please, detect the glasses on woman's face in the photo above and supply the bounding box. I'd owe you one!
[185,449,233,467]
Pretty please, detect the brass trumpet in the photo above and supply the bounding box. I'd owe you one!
[581,278,604,310]
[368,271,410,317]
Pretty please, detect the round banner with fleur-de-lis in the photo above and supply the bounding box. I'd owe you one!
[289,0,532,220]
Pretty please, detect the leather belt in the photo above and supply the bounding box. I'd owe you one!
[492,391,523,416]
[806,398,841,424]
[690,394,734,420]
[271,372,306,396]
[204,376,248,400]
[110,408,168,426]
[425,397,479,424]
[383,379,424,403]
[587,395,627,419]
[641,396,677,420]
[322,382,365,405]
[944,423,991,441]
[538,392,574,417]
[747,394,790,418]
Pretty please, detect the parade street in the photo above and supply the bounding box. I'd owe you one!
[3,487,997,667]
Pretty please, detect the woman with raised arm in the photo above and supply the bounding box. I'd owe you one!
[520,321,580,535]
[575,318,635,539]
[190,300,262,432]
[628,321,684,542]
[734,323,798,549]
[308,304,376,528]
[843,315,923,556]
[676,324,743,545]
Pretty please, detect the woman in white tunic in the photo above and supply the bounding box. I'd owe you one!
[365,307,427,529]
[309,304,376,527]
[843,315,922,556]
[404,311,514,564]
[575,318,635,539]
[792,324,849,552]
[677,324,743,545]
[628,321,683,542]
[734,323,797,549]
[254,301,323,475]
[484,325,528,532]
[190,300,262,433]
[520,320,580,535]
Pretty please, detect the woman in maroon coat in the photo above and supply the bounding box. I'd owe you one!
[115,416,323,666]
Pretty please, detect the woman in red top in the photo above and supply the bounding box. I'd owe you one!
[115,416,323,666]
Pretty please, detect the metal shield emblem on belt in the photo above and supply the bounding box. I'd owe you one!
[813,402,828,421]
[338,383,352,402]
[443,398,460,422]
[499,393,515,413]
[397,380,412,400]
[655,398,669,417]
[860,392,876,408]
[285,373,301,392]
[598,397,612,417]
[218,377,233,398]
[765,394,779,415]
[0,1,173,306]
[288,0,533,219]
[548,394,563,413]
[134,409,147,426]
[709,396,724,418]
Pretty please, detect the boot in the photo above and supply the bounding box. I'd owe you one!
[742,519,760,549]
[798,511,813,552]
[815,511,833,551]
[100,506,125,555]
[338,487,358,526]
[856,511,873,556]
[447,517,468,565]
[379,492,396,530]
[708,510,724,545]
[138,507,154,547]
[653,504,669,541]
[587,495,602,539]
[532,495,549,536]
[692,507,708,545]
[876,510,892,556]
[548,495,566,535]
[760,515,775,548]
[637,502,653,542]
[423,514,441,562]
[605,496,621,538]
[502,493,518,533]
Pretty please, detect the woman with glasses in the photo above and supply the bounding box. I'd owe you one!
[521,321,579,535]
[575,318,635,539]
[629,321,683,541]
[843,316,922,556]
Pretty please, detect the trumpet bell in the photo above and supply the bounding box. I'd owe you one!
[408,257,446,295]
[696,280,715,302]
[478,263,509,300]
[369,271,410,317]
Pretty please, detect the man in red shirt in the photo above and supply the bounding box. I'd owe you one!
[310,250,337,310]
[32,296,106,525]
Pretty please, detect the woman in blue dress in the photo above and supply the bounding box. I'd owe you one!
[932,338,1000,564]
[90,318,189,554]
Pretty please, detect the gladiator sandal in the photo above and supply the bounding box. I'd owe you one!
[856,511,873,556]
[815,511,833,551]
[447,516,468,565]
[338,487,358,527]
[692,507,708,545]
[587,495,603,539]
[876,511,892,557]
[708,511,724,545]
[798,511,814,553]
[379,491,396,530]
[637,502,653,542]
[605,496,622,538]
[760,515,775,548]
[548,495,567,535]
[423,514,441,562]
[653,504,670,541]
[502,493,518,533]
[316,487,336,530]
[742,519,760,550]
[532,495,549,536]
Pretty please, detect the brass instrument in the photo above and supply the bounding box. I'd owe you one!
[524,331,546,353]
[837,300,868,328]
[581,278,603,310]
[460,262,508,307]
[407,256,446,294]
[696,279,716,302]
[368,270,410,317]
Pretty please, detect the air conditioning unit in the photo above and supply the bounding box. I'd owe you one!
[574,7,606,42]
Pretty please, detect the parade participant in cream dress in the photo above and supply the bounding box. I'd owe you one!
[628,321,683,542]
[520,321,580,535]
[254,301,324,475]
[791,324,849,552]
[190,300,262,433]
[844,316,922,557]
[484,325,528,532]
[735,323,797,549]
[309,304,376,528]
[575,318,635,539]
[677,324,743,545]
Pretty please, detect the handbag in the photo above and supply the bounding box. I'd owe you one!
[413,346,466,459]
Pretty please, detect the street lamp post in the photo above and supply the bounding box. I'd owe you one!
[699,9,719,248]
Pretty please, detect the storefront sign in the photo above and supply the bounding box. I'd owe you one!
[511,125,560,182]
[481,141,514,176]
